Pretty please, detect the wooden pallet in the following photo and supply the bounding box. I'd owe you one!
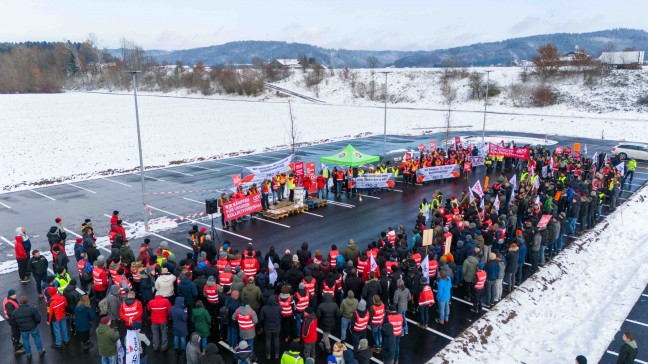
[307,198,328,208]
[261,200,310,219]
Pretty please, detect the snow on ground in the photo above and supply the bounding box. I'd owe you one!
[430,186,648,364]
[1,67,646,191]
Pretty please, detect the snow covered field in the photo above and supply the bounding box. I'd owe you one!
[1,67,646,191]
[431,185,648,364]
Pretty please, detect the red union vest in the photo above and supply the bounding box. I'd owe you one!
[114,275,132,296]
[385,261,398,274]
[295,292,310,313]
[229,258,242,269]
[370,303,385,326]
[92,267,108,291]
[352,311,369,332]
[322,281,336,297]
[216,259,230,273]
[418,285,435,306]
[237,310,255,330]
[474,270,487,290]
[219,272,233,287]
[411,253,422,268]
[242,258,258,277]
[3,298,18,319]
[329,250,339,269]
[204,286,219,303]
[120,300,142,323]
[387,313,403,337]
[278,295,293,317]
[428,259,438,278]
[302,278,316,297]
[77,259,87,276]
[357,258,369,276]
[109,267,119,280]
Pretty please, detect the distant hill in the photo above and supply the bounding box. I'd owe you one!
[103,28,648,68]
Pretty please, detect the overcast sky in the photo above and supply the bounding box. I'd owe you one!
[3,0,646,51]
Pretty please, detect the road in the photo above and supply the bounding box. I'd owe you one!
[0,132,645,364]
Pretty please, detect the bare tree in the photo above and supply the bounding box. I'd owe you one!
[366,56,380,69]
[468,71,483,99]
[532,44,561,80]
[120,37,146,71]
[441,82,457,141]
[287,100,300,154]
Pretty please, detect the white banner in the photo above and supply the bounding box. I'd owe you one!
[244,154,294,180]
[470,156,485,167]
[471,180,484,198]
[117,339,124,364]
[541,165,548,178]
[615,162,625,177]
[125,329,140,364]
[416,164,461,182]
[420,255,430,283]
[355,173,395,188]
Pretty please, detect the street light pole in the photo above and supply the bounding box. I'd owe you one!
[129,70,149,232]
[381,71,390,156]
[481,70,492,144]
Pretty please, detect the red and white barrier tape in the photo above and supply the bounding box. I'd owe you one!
[148,211,206,226]
[147,189,223,195]
[143,203,154,218]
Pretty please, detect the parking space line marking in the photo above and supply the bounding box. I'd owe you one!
[626,319,648,328]
[162,169,194,177]
[1,236,14,246]
[183,197,205,205]
[404,318,454,340]
[327,200,355,208]
[212,160,245,168]
[29,189,56,201]
[192,165,221,172]
[606,350,648,364]
[252,216,290,228]
[303,211,324,217]
[218,341,235,353]
[64,228,110,253]
[642,294,648,298]
[315,328,383,364]
[146,205,252,240]
[432,289,489,311]
[0,200,11,209]
[145,175,165,182]
[68,183,97,194]
[359,194,381,200]
[109,215,193,251]
[392,189,403,193]
[101,177,133,187]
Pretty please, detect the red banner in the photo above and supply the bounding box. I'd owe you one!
[419,143,426,152]
[294,162,304,177]
[430,141,437,150]
[232,174,242,187]
[537,214,552,229]
[463,161,472,173]
[454,136,461,147]
[488,143,530,160]
[222,194,262,222]
[305,162,317,194]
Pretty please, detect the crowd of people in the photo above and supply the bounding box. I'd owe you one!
[3,141,641,364]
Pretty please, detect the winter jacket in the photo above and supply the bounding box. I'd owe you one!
[532,233,542,251]
[232,305,258,339]
[548,220,561,242]
[393,286,411,313]
[177,277,198,308]
[241,283,262,312]
[361,280,382,302]
[342,244,361,262]
[497,260,506,280]
[139,274,154,302]
[344,274,365,300]
[200,343,225,364]
[96,323,119,357]
[192,306,212,338]
[462,256,479,282]
[485,260,500,281]
[28,255,49,276]
[259,294,282,332]
[381,323,396,361]
[147,294,172,324]
[505,248,519,273]
[340,290,359,319]
[119,245,135,266]
[48,293,67,322]
[302,312,318,344]
[616,340,638,364]
[107,285,121,321]
[297,244,311,267]
[63,284,81,314]
[317,293,340,332]
[186,333,202,364]
[10,303,41,332]
[14,237,27,260]
[436,277,452,302]
[74,304,96,332]
[154,273,176,298]
[170,297,188,337]
[568,202,580,218]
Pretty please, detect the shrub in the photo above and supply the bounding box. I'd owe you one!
[531,84,558,107]
[637,95,648,106]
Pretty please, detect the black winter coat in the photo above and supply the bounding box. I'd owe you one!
[316,293,340,332]
[28,256,49,276]
[176,277,198,308]
[259,295,282,332]
[10,304,41,332]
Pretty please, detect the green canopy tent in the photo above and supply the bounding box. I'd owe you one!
[319,144,380,167]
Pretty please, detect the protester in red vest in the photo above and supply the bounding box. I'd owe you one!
[472,263,487,314]
[119,291,143,328]
[417,277,435,328]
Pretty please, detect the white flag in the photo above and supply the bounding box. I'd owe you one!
[471,180,484,198]
[508,174,517,207]
[469,189,475,204]
[420,255,430,283]
[494,194,500,214]
[479,196,484,210]
[535,195,540,206]
[541,165,548,178]
[268,257,277,285]
[615,162,625,177]
[584,144,588,155]
[592,152,598,166]
[369,254,378,273]
[125,329,140,364]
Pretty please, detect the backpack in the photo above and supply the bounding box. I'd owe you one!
[98,296,109,316]
[219,304,230,325]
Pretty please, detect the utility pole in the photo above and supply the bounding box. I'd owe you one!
[482,70,492,144]
[380,71,390,156]
[128,70,149,232]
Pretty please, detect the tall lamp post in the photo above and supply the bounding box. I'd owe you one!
[128,70,149,232]
[380,71,390,156]
[482,70,492,144]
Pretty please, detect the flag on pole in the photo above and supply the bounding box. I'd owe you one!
[369,254,378,274]
[615,161,625,176]
[420,255,430,284]
[584,144,588,155]
[479,196,484,210]
[471,180,484,198]
[534,195,540,206]
[592,152,598,165]
[124,329,140,364]
[494,194,500,214]
[469,189,475,204]
[268,257,277,285]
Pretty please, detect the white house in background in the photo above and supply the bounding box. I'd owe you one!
[273,59,301,68]
[599,51,645,67]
